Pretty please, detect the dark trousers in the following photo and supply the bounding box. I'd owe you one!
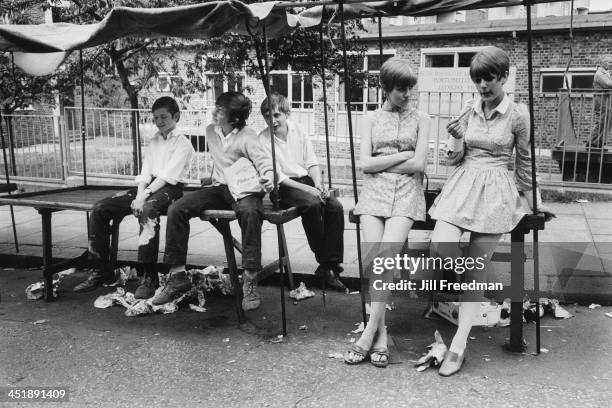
[89,184,184,267]
[275,176,344,265]
[163,185,264,271]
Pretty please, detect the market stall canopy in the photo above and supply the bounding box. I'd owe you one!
[0,1,307,53]
[0,0,569,74]
[0,0,572,53]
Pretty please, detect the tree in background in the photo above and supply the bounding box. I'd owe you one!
[2,1,367,110]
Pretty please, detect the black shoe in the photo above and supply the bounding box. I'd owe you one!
[73,269,115,292]
[134,271,159,299]
[315,265,346,291]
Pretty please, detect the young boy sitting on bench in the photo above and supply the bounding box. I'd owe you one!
[153,91,275,311]
[74,96,195,298]
[258,93,346,290]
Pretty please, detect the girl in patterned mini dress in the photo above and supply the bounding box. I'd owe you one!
[429,46,554,376]
[344,57,430,367]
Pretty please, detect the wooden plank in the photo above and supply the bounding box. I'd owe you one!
[0,187,125,210]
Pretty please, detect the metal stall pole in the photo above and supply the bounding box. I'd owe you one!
[79,50,91,238]
[8,54,18,175]
[318,11,333,308]
[338,0,367,326]
[378,16,384,73]
[525,0,542,354]
[261,23,288,336]
[318,11,333,190]
[79,50,87,186]
[0,113,19,252]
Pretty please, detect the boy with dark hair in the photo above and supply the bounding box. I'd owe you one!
[154,91,274,311]
[259,93,346,290]
[74,96,195,298]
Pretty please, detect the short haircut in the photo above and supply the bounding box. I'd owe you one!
[469,46,510,82]
[379,57,418,93]
[152,96,180,118]
[216,91,252,130]
[260,92,291,117]
[599,55,612,70]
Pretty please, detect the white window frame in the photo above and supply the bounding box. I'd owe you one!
[539,67,596,95]
[336,49,396,112]
[202,56,246,105]
[420,46,486,68]
[269,65,314,111]
[156,72,180,93]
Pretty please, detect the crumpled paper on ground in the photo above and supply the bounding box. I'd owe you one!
[187,266,233,296]
[93,287,190,317]
[93,266,231,316]
[549,299,573,319]
[93,287,136,309]
[289,282,315,301]
[187,266,232,309]
[498,298,511,327]
[105,266,139,287]
[125,289,194,317]
[500,297,573,324]
[414,330,448,371]
[25,268,76,300]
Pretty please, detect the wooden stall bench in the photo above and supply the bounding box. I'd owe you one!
[0,185,300,324]
[348,208,546,352]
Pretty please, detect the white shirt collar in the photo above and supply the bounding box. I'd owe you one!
[215,125,238,139]
[473,93,511,118]
[154,127,180,141]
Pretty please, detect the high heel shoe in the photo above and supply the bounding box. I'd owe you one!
[438,350,466,377]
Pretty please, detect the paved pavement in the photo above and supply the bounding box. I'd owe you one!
[1,197,612,407]
[1,198,612,302]
[0,267,611,407]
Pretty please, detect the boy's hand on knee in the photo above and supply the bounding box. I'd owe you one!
[319,185,330,200]
[301,184,325,204]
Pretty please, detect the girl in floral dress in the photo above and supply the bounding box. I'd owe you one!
[345,57,430,367]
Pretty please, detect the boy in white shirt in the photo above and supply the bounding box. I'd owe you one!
[155,92,275,311]
[259,93,346,290]
[74,96,195,298]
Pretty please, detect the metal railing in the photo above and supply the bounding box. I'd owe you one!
[62,107,214,184]
[1,90,611,188]
[549,89,612,184]
[0,113,64,184]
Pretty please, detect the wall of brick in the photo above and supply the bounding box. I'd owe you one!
[63,22,611,184]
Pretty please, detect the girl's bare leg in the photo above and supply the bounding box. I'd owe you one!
[365,217,413,364]
[448,232,501,354]
[346,215,412,363]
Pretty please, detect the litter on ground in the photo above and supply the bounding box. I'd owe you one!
[289,282,315,301]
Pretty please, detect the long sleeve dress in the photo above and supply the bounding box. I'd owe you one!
[428,94,535,234]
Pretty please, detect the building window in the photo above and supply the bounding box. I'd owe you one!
[157,72,181,93]
[422,48,482,68]
[269,66,314,110]
[203,55,245,105]
[540,69,595,93]
[203,72,244,106]
[338,51,395,111]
